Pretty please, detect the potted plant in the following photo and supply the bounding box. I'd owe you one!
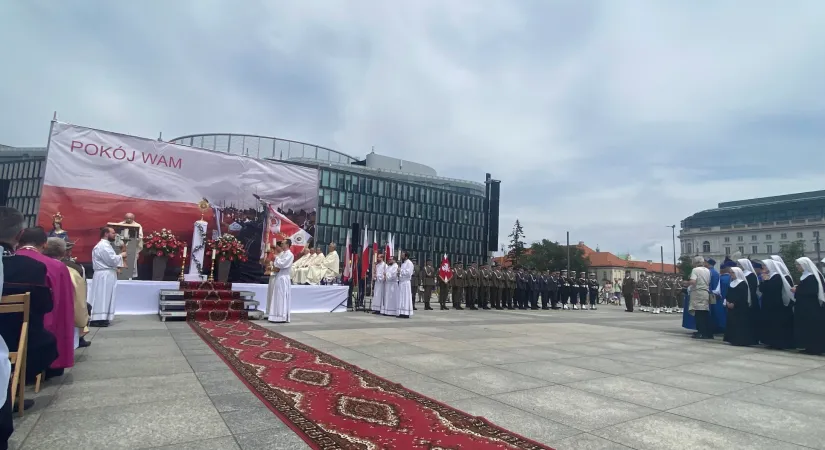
[144,229,182,280]
[207,234,248,282]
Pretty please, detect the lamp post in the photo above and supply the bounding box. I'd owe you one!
[666,225,677,273]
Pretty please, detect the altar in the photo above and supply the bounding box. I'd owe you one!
[85,280,349,315]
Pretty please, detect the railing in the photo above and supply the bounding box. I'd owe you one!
[169,134,358,165]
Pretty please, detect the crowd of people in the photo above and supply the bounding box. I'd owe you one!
[684,254,825,354]
[0,207,127,450]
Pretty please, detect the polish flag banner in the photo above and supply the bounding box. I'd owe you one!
[262,203,312,258]
[385,232,393,260]
[361,225,370,279]
[343,229,352,282]
[439,254,453,283]
[38,121,318,263]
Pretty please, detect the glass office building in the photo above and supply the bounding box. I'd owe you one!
[0,145,46,228]
[171,134,494,265]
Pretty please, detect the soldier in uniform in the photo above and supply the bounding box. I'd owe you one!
[638,273,651,312]
[649,274,661,314]
[588,272,600,310]
[491,265,504,310]
[438,261,450,310]
[567,271,579,309]
[515,268,527,309]
[578,271,589,310]
[559,269,570,310]
[451,262,465,310]
[480,264,492,310]
[621,270,637,312]
[465,262,480,310]
[540,270,551,310]
[662,275,673,314]
[420,259,435,310]
[504,267,516,309]
[527,269,539,310]
[549,270,560,309]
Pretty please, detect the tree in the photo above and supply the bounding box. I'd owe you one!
[677,255,694,280]
[507,220,527,267]
[779,240,806,282]
[523,239,590,273]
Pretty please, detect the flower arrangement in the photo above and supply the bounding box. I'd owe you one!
[207,233,248,262]
[143,229,183,257]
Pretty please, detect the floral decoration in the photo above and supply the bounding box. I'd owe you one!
[143,228,183,257]
[207,233,248,262]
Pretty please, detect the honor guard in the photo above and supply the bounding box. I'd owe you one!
[588,273,599,310]
[637,273,650,312]
[451,262,465,310]
[491,266,504,309]
[466,262,480,310]
[504,267,516,309]
[480,264,492,309]
[549,270,560,309]
[559,269,571,309]
[420,259,435,310]
[662,275,673,314]
[539,270,551,310]
[569,271,580,309]
[577,271,588,310]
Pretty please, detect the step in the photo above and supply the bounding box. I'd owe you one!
[158,299,260,310]
[158,309,265,322]
[159,290,256,300]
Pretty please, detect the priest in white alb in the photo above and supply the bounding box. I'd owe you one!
[398,252,414,318]
[295,248,322,285]
[307,242,339,285]
[115,212,143,273]
[371,253,386,313]
[381,255,400,316]
[290,248,312,284]
[89,227,126,326]
[267,239,294,323]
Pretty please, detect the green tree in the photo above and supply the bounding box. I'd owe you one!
[677,255,694,280]
[523,239,590,273]
[507,220,527,267]
[779,240,806,282]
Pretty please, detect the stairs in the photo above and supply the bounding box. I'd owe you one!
[158,280,264,321]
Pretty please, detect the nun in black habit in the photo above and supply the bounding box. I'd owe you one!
[792,257,825,355]
[759,259,795,349]
[738,258,762,345]
[723,267,755,346]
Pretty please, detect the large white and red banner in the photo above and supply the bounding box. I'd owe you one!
[262,203,312,258]
[39,122,318,263]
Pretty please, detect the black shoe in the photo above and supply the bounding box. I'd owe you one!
[469,306,478,310]
[455,306,464,310]
[78,337,91,348]
[13,399,34,413]
[482,306,491,310]
[425,306,434,310]
[440,306,449,310]
[397,314,410,319]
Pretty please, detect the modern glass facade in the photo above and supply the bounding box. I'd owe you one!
[315,167,487,265]
[170,134,357,164]
[0,156,45,228]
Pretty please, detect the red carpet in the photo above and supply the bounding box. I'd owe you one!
[189,319,554,450]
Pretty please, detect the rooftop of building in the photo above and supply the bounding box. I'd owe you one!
[0,144,47,160]
[491,242,676,273]
[682,189,825,229]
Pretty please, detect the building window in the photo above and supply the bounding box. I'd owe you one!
[815,231,820,238]
[781,233,787,239]
[752,245,758,254]
[686,242,693,254]
[702,241,710,253]
[765,234,772,240]
[724,237,730,243]
[766,244,773,253]
[751,235,757,241]
[737,236,743,242]
[797,232,804,239]
[725,247,730,255]
[738,246,744,254]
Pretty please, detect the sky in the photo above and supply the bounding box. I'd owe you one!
[2,0,825,262]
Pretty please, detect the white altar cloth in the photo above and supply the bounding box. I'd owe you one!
[85,280,348,315]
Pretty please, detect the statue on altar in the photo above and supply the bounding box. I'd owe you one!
[48,212,69,242]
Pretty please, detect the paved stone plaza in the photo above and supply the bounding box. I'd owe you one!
[9,306,825,450]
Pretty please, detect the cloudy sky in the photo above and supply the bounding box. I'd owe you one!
[2,1,824,262]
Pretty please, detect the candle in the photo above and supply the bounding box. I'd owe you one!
[212,249,216,261]
[183,246,187,258]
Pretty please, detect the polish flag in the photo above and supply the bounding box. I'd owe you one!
[385,232,393,259]
[361,224,370,279]
[439,254,453,283]
[343,228,352,282]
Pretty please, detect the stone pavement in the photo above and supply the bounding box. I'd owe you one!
[9,305,825,450]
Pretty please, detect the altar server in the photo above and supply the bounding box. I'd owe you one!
[381,255,399,316]
[16,227,76,371]
[89,227,126,327]
[267,240,294,323]
[371,253,386,313]
[397,252,414,318]
[759,259,795,349]
[793,257,825,355]
[723,267,754,346]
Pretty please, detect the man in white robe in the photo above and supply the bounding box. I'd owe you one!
[398,252,414,318]
[381,256,400,316]
[289,248,311,284]
[295,248,323,285]
[371,253,386,313]
[89,227,126,326]
[307,243,339,285]
[115,213,143,274]
[267,240,294,323]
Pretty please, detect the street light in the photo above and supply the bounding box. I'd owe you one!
[666,225,676,273]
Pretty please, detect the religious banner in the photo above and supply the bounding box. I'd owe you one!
[39,121,318,263]
[262,203,312,259]
[439,254,453,283]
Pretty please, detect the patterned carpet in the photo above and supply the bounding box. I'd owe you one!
[189,319,554,450]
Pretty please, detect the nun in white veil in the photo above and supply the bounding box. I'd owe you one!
[759,259,796,349]
[723,267,755,346]
[793,257,825,354]
[771,255,796,287]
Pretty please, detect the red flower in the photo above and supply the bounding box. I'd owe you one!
[156,251,162,256]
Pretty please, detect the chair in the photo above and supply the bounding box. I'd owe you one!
[0,293,31,417]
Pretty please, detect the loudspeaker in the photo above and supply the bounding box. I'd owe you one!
[487,180,501,251]
[351,222,360,247]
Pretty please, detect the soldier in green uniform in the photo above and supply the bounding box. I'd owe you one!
[491,265,504,310]
[638,273,651,312]
[420,259,435,310]
[649,274,660,314]
[662,275,673,314]
[451,262,465,310]
[466,262,480,310]
[504,267,516,309]
[479,264,492,309]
